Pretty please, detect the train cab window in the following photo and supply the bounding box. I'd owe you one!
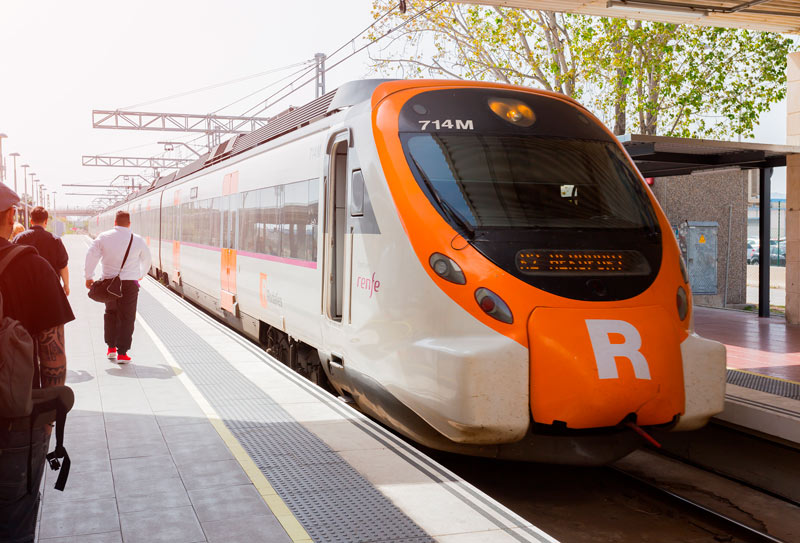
[404,134,656,232]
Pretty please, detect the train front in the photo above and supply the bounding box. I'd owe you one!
[370,81,727,464]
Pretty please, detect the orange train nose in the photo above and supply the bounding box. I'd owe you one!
[529,306,685,429]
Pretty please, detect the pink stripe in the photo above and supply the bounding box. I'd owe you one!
[238,250,318,269]
[166,240,317,269]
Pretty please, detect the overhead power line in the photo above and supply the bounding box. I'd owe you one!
[123,61,312,110]
[246,0,446,118]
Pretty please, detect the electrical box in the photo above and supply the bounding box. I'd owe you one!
[679,221,718,295]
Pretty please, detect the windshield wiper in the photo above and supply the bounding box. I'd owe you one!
[409,156,475,239]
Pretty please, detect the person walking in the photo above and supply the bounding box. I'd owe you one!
[14,206,70,296]
[0,185,74,541]
[84,210,151,363]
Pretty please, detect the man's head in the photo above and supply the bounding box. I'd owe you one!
[30,206,48,226]
[0,184,21,241]
[115,210,131,227]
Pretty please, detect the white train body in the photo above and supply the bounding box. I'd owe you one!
[90,80,726,464]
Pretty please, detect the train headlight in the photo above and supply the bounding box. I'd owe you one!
[475,287,513,324]
[429,253,466,285]
[676,286,689,321]
[488,98,536,127]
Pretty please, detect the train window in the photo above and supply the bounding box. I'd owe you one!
[284,180,309,260]
[240,190,260,253]
[308,178,319,262]
[403,134,657,231]
[263,187,282,257]
[206,197,222,247]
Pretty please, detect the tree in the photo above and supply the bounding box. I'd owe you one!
[368,1,796,139]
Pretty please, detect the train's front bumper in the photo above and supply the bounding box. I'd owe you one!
[672,332,727,430]
[528,306,686,429]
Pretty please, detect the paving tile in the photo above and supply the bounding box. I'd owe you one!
[111,454,179,488]
[39,531,122,543]
[188,484,270,522]
[155,406,208,428]
[201,514,292,543]
[108,436,170,460]
[178,458,250,490]
[114,474,187,499]
[161,421,224,447]
[39,498,119,539]
[169,440,233,466]
[43,469,115,503]
[120,505,205,543]
[116,485,192,514]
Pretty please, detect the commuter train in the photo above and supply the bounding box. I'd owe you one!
[90,80,727,464]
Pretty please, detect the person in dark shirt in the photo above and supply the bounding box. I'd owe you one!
[0,186,75,542]
[14,206,70,296]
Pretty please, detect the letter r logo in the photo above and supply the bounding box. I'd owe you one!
[585,320,651,380]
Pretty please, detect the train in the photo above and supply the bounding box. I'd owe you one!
[90,79,727,464]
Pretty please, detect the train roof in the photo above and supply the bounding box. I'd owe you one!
[100,79,395,213]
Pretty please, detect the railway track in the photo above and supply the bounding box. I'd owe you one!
[427,446,799,543]
[610,464,785,543]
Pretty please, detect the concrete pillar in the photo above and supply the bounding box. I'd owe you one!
[785,52,800,323]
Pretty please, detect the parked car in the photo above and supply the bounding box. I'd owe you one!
[750,245,786,266]
[747,240,756,263]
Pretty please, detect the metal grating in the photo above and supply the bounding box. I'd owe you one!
[137,290,434,543]
[726,369,800,400]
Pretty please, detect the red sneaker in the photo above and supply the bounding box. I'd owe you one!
[117,353,131,364]
[107,348,117,360]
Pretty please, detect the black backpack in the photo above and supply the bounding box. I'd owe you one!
[0,245,73,492]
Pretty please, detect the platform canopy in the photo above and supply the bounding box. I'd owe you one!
[455,1,800,34]
[620,134,800,177]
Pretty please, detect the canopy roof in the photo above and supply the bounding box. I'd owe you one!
[620,134,800,177]
[456,1,800,34]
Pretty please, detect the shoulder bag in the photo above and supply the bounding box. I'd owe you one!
[88,234,133,303]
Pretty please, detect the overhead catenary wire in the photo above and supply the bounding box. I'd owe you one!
[237,0,407,118]
[245,0,446,119]
[122,61,312,110]
[212,60,316,115]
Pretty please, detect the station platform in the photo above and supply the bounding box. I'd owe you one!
[37,235,556,543]
[694,307,800,445]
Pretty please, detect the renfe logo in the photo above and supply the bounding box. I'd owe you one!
[585,320,651,380]
[356,273,381,298]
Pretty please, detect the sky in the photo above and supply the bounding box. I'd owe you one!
[0,0,791,211]
[0,0,379,209]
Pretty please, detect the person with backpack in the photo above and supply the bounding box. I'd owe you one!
[0,184,75,542]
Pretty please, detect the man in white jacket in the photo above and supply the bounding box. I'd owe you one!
[85,210,151,363]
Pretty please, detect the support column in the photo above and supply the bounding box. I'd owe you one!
[759,168,772,318]
[786,52,800,323]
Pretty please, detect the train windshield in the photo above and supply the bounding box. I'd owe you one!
[403,133,657,232]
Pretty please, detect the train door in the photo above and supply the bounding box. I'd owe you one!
[325,136,350,323]
[220,172,240,315]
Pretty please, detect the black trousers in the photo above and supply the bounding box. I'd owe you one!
[0,427,47,543]
[103,280,139,355]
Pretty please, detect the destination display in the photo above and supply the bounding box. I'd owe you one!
[515,250,650,275]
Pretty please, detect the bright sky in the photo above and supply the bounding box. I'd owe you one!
[0,0,378,209]
[0,0,790,211]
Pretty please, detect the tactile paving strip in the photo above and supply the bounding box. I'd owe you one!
[137,290,435,543]
[727,369,800,400]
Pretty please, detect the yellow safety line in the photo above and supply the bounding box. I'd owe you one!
[137,314,313,543]
[728,367,800,386]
